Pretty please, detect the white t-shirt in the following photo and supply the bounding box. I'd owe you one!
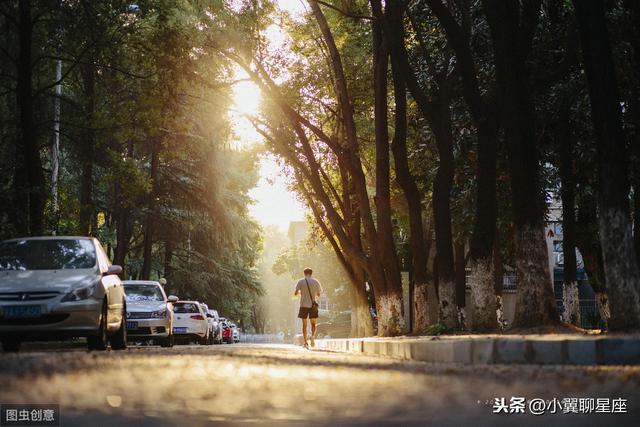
[295,276,322,308]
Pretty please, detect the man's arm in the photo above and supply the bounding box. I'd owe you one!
[316,281,323,298]
[293,281,300,297]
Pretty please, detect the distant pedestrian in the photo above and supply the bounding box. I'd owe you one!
[294,268,322,349]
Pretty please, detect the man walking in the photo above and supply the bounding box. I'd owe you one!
[294,268,323,348]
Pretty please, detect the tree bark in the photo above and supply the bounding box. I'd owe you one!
[432,119,457,329]
[493,229,505,328]
[454,239,467,328]
[386,0,436,333]
[113,204,132,269]
[576,192,610,327]
[16,0,46,235]
[141,138,160,280]
[51,57,62,233]
[78,61,96,235]
[424,0,501,331]
[483,0,559,328]
[573,0,640,330]
[374,0,456,329]
[373,13,404,334]
[558,107,580,325]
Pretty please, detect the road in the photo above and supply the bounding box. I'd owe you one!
[0,343,638,426]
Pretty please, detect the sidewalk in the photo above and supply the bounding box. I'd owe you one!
[312,334,640,365]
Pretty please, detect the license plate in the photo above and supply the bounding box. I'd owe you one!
[2,305,41,319]
[173,327,187,333]
[126,321,138,330]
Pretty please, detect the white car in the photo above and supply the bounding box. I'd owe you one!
[230,323,240,343]
[0,236,127,352]
[123,281,178,347]
[200,303,220,345]
[172,301,209,345]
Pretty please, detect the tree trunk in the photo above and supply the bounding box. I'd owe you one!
[141,138,160,280]
[493,230,506,328]
[78,61,96,235]
[17,0,45,235]
[483,0,559,328]
[576,193,610,327]
[424,0,501,331]
[558,107,580,325]
[164,237,174,283]
[621,0,640,266]
[349,262,373,337]
[574,0,640,330]
[51,58,62,232]
[373,15,404,335]
[432,120,458,329]
[468,124,500,332]
[309,0,405,335]
[386,0,435,334]
[113,204,131,269]
[454,239,467,329]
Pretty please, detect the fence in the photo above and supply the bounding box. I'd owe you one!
[241,334,286,344]
[554,298,602,329]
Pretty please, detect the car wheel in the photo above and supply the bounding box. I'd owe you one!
[2,339,21,352]
[87,302,108,351]
[109,304,128,350]
[160,334,174,348]
[198,334,208,345]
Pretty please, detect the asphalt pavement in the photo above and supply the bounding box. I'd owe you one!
[0,343,638,426]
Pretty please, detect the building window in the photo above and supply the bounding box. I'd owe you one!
[553,222,563,235]
[553,240,563,252]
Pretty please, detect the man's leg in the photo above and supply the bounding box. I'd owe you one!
[302,318,308,346]
[310,319,317,347]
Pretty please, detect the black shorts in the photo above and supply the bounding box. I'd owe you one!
[298,306,319,319]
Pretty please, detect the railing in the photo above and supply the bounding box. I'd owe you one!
[241,334,286,344]
[465,272,517,291]
[555,298,602,329]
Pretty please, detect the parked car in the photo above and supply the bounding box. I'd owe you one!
[200,303,220,345]
[172,301,209,345]
[123,280,178,347]
[230,323,240,343]
[221,320,233,344]
[0,236,127,352]
[206,307,222,344]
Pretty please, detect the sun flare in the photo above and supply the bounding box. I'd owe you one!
[231,75,261,116]
[229,66,262,147]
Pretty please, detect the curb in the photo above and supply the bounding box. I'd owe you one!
[312,336,640,365]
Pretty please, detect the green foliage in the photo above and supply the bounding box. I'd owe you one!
[0,0,264,327]
[423,322,449,336]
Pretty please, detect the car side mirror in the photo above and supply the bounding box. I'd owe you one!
[167,295,178,303]
[104,265,123,276]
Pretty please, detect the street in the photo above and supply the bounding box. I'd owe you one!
[1,343,638,426]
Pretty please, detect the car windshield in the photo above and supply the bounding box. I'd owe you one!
[124,285,164,302]
[0,239,96,271]
[174,303,199,313]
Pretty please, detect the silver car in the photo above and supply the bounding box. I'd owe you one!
[123,280,178,347]
[0,236,127,352]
